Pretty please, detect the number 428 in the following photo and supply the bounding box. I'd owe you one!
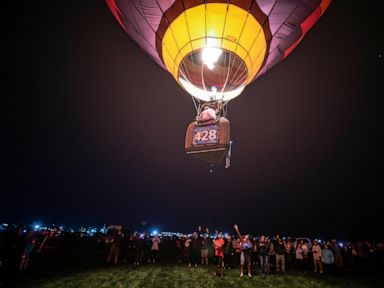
[194,129,218,142]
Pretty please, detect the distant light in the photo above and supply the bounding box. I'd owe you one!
[339,242,343,247]
[152,230,158,236]
[34,225,40,229]
[3,223,8,227]
[100,225,107,234]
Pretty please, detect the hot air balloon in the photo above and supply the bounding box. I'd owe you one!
[106,0,332,166]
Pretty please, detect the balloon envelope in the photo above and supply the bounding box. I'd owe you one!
[106,0,331,101]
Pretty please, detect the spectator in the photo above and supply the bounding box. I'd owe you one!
[224,235,234,269]
[19,230,36,271]
[232,237,241,267]
[120,232,129,264]
[312,240,323,273]
[213,232,225,277]
[251,237,258,266]
[134,233,147,266]
[175,236,183,263]
[35,230,58,267]
[269,238,276,272]
[295,242,305,273]
[189,232,202,267]
[184,236,192,266]
[331,239,343,272]
[150,235,161,264]
[107,230,121,264]
[201,234,210,265]
[301,240,309,272]
[275,238,286,272]
[126,234,136,264]
[258,235,270,277]
[285,238,294,270]
[322,244,335,274]
[344,241,354,271]
[234,225,253,278]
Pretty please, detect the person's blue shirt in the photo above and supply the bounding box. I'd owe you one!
[322,248,334,264]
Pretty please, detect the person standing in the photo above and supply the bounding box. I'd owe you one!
[234,224,253,277]
[295,242,305,273]
[268,238,276,272]
[251,237,258,266]
[189,232,202,267]
[150,235,161,263]
[232,237,241,268]
[184,236,192,266]
[321,244,335,274]
[120,232,129,264]
[36,230,58,267]
[284,238,294,270]
[331,239,343,272]
[175,236,183,264]
[135,233,146,266]
[19,230,36,271]
[258,235,270,277]
[312,240,323,273]
[201,234,210,265]
[213,232,225,277]
[301,240,309,272]
[224,235,234,269]
[107,230,122,264]
[126,234,136,264]
[275,238,286,272]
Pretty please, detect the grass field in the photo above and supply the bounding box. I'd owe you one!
[8,264,384,288]
[3,240,383,288]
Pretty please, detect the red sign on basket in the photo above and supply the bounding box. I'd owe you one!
[192,125,219,146]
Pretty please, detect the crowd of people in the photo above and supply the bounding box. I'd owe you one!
[1,224,383,282]
[102,225,384,278]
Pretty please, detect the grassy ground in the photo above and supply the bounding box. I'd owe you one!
[3,240,383,287]
[8,264,384,288]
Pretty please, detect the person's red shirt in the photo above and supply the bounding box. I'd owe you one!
[214,238,225,258]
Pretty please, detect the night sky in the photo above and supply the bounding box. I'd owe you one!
[4,1,383,239]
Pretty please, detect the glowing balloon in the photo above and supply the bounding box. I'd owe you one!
[105,0,332,165]
[106,0,331,102]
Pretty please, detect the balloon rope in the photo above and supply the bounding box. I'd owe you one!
[225,60,247,92]
[201,58,208,95]
[191,95,199,115]
[220,50,233,94]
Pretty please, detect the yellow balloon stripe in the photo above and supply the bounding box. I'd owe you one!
[162,3,267,86]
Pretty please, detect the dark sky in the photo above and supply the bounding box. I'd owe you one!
[4,1,383,239]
